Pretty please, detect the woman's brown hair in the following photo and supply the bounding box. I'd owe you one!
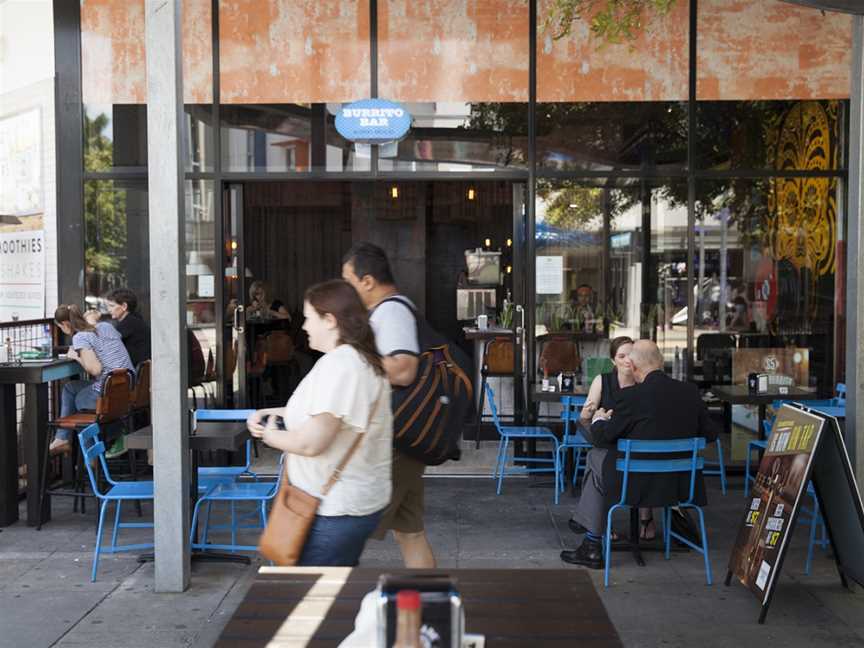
[54,304,95,334]
[304,279,385,377]
[609,335,634,359]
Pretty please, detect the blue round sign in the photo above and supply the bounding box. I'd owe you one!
[335,99,412,144]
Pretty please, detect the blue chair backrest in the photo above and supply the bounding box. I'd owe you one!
[78,424,110,498]
[560,395,586,439]
[835,383,846,406]
[615,437,706,505]
[484,383,504,432]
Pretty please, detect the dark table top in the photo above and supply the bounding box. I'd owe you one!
[463,327,516,341]
[709,384,820,406]
[533,385,590,402]
[215,567,622,648]
[126,422,249,452]
[0,358,80,385]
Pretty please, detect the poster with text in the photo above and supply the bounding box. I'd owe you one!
[728,404,825,604]
[0,230,45,322]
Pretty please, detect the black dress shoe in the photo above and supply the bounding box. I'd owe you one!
[561,539,603,569]
[568,518,588,535]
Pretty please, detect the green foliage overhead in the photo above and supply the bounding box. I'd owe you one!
[544,0,676,44]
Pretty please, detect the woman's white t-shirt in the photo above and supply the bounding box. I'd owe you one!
[282,344,393,517]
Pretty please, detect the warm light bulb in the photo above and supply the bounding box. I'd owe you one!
[506,238,512,247]
[467,188,476,200]
[484,238,491,248]
[506,265,512,274]
[230,240,237,250]
[390,186,399,199]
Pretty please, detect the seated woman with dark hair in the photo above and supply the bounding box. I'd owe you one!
[51,304,134,455]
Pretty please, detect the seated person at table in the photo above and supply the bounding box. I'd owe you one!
[104,287,152,368]
[50,304,135,455]
[565,335,645,541]
[561,340,718,568]
[248,280,291,321]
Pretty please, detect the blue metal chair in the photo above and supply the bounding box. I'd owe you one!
[194,409,258,493]
[802,484,830,575]
[78,424,154,582]
[190,454,283,553]
[485,383,563,503]
[604,437,711,587]
[557,395,591,494]
[703,438,728,495]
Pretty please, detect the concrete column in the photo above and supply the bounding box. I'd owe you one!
[145,0,190,592]
[846,15,864,483]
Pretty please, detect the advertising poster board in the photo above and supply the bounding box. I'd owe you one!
[727,404,824,601]
[727,403,864,623]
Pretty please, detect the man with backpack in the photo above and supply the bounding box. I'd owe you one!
[341,242,433,568]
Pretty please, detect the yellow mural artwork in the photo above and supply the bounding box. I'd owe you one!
[767,101,838,279]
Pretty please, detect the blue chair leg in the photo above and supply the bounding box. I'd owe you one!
[260,501,267,528]
[553,450,561,505]
[189,497,205,545]
[744,446,752,496]
[603,506,618,588]
[492,437,506,480]
[201,501,213,544]
[663,507,672,560]
[92,500,109,582]
[693,506,712,585]
[496,439,508,495]
[715,440,727,496]
[110,500,122,550]
[230,500,237,551]
[572,447,583,487]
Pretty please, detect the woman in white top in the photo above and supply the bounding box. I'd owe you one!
[247,279,392,566]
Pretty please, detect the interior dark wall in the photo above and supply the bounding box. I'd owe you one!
[243,182,352,314]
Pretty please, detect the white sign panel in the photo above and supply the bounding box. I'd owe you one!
[0,108,42,216]
[0,230,45,321]
[536,256,564,295]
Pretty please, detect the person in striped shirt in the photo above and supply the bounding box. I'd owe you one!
[50,304,134,455]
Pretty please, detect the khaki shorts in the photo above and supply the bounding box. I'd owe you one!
[372,450,426,539]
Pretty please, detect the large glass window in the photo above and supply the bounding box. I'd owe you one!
[83,179,149,314]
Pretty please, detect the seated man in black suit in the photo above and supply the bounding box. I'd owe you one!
[561,339,718,568]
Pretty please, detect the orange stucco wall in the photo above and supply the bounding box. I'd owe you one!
[219,0,370,104]
[81,0,212,104]
[378,0,529,103]
[81,0,851,106]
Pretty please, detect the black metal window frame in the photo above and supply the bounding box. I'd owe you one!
[57,0,850,384]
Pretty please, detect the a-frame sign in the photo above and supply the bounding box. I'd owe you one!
[726,402,864,623]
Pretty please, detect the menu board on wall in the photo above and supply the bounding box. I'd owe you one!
[0,108,42,218]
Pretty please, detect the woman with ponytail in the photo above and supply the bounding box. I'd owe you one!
[247,279,392,566]
[51,304,134,455]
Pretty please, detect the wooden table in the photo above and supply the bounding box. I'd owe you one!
[710,385,822,440]
[216,567,623,647]
[0,359,81,526]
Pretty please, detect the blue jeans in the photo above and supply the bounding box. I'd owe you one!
[297,509,384,567]
[57,379,99,441]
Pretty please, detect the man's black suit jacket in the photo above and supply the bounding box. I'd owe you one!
[589,370,719,508]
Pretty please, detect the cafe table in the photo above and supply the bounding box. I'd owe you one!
[126,420,254,565]
[709,385,823,440]
[215,566,623,647]
[0,358,81,526]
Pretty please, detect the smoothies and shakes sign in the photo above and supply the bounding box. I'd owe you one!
[0,230,45,321]
[335,99,412,144]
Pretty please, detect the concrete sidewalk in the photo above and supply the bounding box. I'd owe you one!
[1,463,862,647]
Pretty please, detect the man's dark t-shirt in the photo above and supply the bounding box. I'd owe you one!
[115,313,151,368]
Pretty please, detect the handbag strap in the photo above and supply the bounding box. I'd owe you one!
[320,383,384,496]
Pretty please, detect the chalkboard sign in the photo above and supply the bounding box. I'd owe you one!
[726,403,864,623]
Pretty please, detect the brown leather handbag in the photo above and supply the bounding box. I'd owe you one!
[258,387,383,566]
